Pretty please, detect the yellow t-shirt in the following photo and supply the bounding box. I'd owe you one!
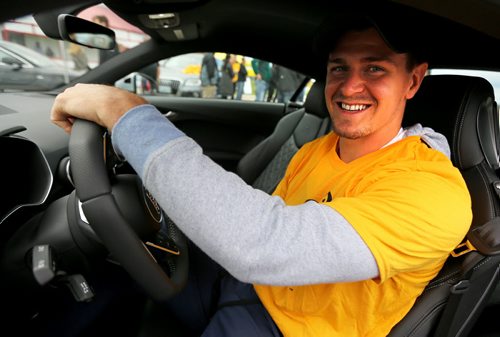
[254,132,472,337]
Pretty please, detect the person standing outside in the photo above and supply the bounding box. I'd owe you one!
[68,43,90,71]
[234,57,248,100]
[34,41,43,54]
[200,52,218,98]
[45,46,55,58]
[271,64,302,103]
[218,54,235,99]
[251,58,271,101]
[50,13,472,337]
[92,15,120,64]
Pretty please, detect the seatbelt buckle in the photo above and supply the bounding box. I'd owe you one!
[451,240,477,257]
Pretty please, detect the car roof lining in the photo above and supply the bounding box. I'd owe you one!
[393,0,500,40]
[27,0,500,78]
[106,0,500,75]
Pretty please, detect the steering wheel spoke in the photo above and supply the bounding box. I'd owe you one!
[69,119,188,302]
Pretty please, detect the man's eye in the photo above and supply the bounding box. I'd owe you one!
[368,66,384,73]
[330,66,346,73]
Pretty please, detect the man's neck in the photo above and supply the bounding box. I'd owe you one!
[337,128,404,163]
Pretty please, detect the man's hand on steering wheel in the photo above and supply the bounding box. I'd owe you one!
[51,83,146,133]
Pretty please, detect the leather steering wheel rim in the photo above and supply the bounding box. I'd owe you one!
[69,118,188,302]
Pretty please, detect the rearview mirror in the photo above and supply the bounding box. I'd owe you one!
[57,14,116,50]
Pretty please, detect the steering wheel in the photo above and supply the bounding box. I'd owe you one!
[69,118,188,302]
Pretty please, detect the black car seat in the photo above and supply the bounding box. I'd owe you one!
[388,75,500,337]
[237,80,330,192]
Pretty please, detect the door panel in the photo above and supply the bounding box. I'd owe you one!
[144,96,289,172]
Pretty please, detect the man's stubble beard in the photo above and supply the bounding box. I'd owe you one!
[331,119,372,140]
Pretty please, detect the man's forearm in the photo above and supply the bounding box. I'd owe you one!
[112,106,379,285]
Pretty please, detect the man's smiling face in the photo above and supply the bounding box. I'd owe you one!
[325,27,427,145]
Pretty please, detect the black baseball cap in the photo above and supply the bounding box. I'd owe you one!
[312,10,426,64]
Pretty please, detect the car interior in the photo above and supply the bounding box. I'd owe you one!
[1,0,500,336]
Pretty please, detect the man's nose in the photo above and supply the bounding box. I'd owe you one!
[340,72,365,96]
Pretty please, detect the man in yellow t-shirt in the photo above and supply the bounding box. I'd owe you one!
[255,130,471,336]
[248,14,471,336]
[51,11,471,337]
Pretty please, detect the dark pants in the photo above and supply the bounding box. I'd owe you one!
[163,243,282,337]
[32,243,281,337]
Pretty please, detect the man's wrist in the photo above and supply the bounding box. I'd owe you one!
[111,104,185,176]
[100,88,147,131]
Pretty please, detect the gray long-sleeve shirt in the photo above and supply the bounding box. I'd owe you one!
[111,104,450,286]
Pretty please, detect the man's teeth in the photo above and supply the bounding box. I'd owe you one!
[341,103,367,111]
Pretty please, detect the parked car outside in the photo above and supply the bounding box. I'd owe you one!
[0,40,81,91]
[157,52,203,97]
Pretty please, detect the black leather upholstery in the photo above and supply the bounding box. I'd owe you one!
[404,75,499,171]
[303,79,329,119]
[237,80,330,193]
[404,75,500,228]
[390,75,500,337]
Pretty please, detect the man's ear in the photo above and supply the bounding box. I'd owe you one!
[406,62,428,100]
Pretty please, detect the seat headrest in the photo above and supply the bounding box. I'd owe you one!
[404,75,499,170]
[304,80,329,118]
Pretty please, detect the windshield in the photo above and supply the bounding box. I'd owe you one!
[0,3,150,92]
[0,40,58,68]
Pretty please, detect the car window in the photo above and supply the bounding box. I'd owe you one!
[0,3,150,92]
[427,68,500,139]
[0,40,56,68]
[117,52,312,103]
[428,68,500,104]
[157,53,203,96]
[0,49,26,66]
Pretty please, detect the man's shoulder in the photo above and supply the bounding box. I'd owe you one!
[402,124,450,158]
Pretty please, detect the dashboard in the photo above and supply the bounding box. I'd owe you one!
[0,91,71,225]
[0,91,69,172]
[0,134,53,224]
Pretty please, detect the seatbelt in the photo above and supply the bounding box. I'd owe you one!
[451,240,477,257]
[452,180,500,257]
[451,217,500,257]
[436,216,500,337]
[466,216,500,255]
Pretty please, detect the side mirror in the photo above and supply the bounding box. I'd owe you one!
[1,57,23,70]
[115,73,137,93]
[57,14,116,50]
[115,72,159,95]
